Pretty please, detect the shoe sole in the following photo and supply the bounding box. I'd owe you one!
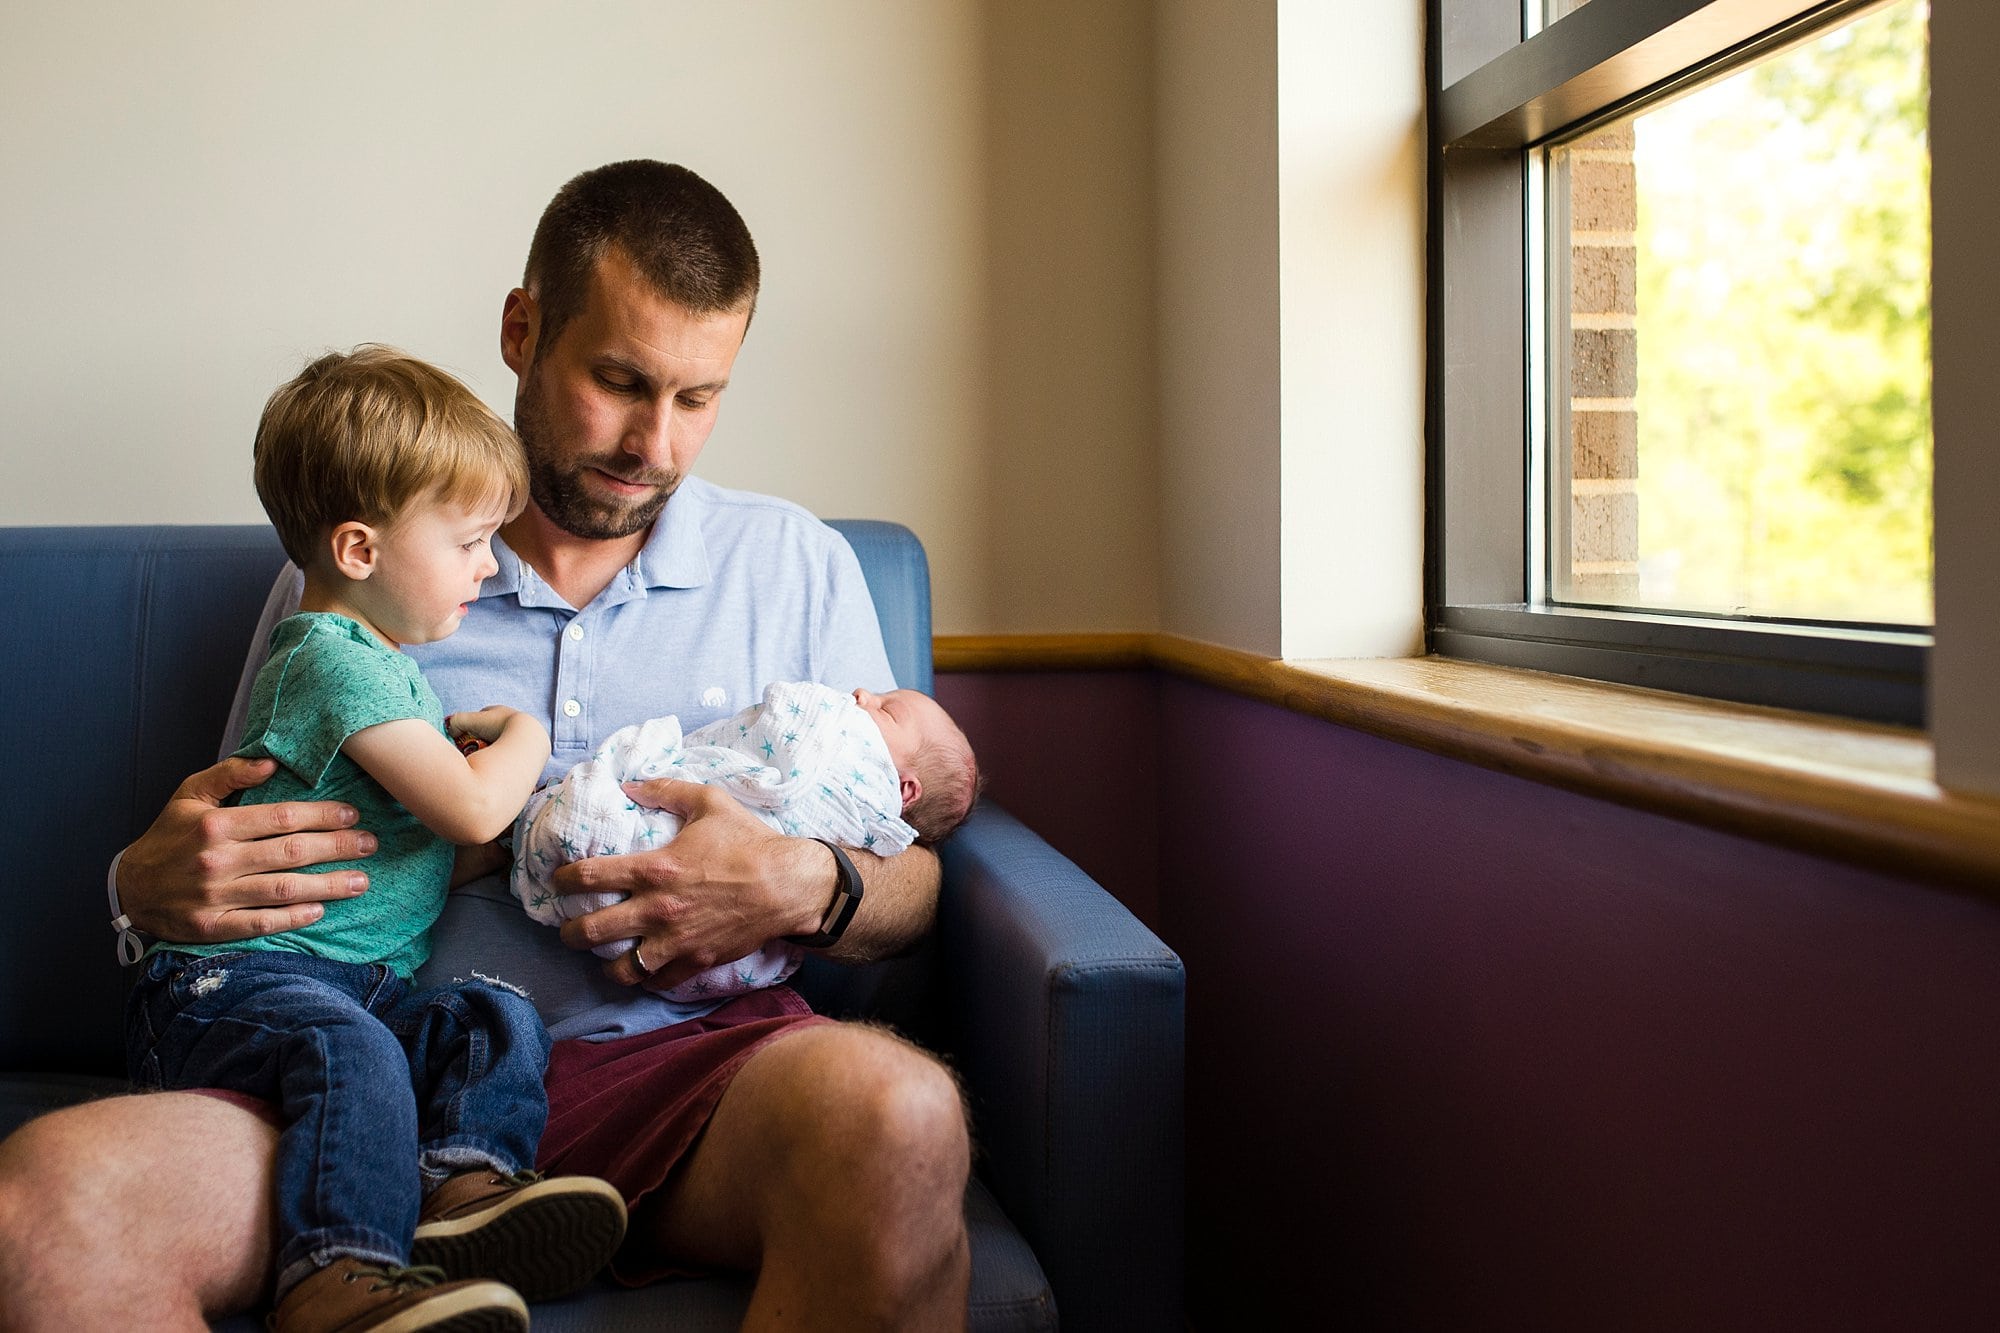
[412,1178,629,1303]
[345,1279,529,1333]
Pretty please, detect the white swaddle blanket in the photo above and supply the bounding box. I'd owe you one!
[511,680,918,1003]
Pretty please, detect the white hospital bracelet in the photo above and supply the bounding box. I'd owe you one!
[106,850,147,966]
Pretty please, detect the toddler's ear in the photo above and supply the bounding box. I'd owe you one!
[327,521,380,580]
[900,772,922,810]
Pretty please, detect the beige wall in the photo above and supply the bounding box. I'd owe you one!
[0,0,1156,636]
[975,0,1161,634]
[1154,0,1426,658]
[1275,0,1426,660]
[1155,0,1285,655]
[1,0,1426,650]
[1928,0,2000,797]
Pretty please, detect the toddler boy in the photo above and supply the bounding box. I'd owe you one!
[124,347,625,1333]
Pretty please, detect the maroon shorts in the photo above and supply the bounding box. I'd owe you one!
[187,985,830,1286]
[536,985,831,1284]
[185,1086,283,1127]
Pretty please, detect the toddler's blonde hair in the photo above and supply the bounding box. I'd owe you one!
[254,345,527,567]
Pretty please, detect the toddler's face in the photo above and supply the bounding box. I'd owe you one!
[850,688,958,772]
[357,492,509,646]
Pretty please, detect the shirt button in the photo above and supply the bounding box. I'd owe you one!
[562,699,581,718]
[566,623,584,642]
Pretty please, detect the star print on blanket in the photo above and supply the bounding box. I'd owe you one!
[510,680,917,1002]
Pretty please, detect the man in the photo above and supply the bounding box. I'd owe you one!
[0,161,971,1331]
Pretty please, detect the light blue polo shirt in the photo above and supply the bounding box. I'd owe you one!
[222,477,897,1041]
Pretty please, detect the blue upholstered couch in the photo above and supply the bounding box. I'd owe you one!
[0,522,1184,1331]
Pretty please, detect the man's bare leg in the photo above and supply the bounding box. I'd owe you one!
[638,1023,973,1331]
[0,1092,278,1331]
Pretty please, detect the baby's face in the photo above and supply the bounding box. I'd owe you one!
[851,687,958,772]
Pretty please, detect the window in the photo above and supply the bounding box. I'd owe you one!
[1429,0,1931,725]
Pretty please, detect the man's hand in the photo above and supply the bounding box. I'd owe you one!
[554,779,829,991]
[115,757,374,943]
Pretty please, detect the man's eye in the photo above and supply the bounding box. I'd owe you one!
[677,393,714,411]
[596,373,638,393]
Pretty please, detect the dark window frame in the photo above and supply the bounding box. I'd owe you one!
[1426,0,1929,726]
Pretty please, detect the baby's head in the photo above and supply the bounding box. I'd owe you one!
[850,688,982,846]
[254,345,528,575]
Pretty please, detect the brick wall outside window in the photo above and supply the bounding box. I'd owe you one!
[1564,125,1639,604]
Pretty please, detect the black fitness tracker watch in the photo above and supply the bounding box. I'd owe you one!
[783,838,864,948]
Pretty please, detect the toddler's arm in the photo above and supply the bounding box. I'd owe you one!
[342,707,551,845]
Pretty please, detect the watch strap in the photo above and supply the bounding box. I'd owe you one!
[783,838,864,948]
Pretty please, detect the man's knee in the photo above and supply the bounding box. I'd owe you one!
[0,1106,107,1224]
[0,1127,33,1255]
[0,1108,117,1306]
[779,1025,970,1183]
[0,1092,279,1324]
[755,1026,971,1299]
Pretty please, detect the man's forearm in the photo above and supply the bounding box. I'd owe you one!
[817,842,940,965]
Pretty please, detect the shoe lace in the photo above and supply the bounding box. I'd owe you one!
[348,1263,449,1294]
[499,1168,544,1186]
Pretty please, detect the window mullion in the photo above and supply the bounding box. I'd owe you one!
[1442,0,1874,148]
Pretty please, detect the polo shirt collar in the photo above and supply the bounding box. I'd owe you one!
[482,478,713,610]
[634,477,712,590]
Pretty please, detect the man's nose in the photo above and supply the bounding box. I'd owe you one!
[622,402,675,467]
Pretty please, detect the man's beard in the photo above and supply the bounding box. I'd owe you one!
[515,372,678,540]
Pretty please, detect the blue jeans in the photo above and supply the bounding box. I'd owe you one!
[126,949,551,1297]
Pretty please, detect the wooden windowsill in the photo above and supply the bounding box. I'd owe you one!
[934,633,2000,896]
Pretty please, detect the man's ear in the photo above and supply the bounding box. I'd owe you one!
[327,521,379,581]
[500,287,540,377]
[900,773,922,811]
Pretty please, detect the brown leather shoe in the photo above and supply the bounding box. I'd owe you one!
[267,1258,527,1333]
[412,1169,627,1302]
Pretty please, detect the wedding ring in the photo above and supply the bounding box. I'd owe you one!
[632,942,653,975]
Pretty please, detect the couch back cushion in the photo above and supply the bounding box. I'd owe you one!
[0,521,932,1075]
[0,527,289,1073]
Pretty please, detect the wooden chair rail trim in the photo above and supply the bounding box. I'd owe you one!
[934,632,2000,897]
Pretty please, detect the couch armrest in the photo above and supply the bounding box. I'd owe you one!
[939,804,1184,1333]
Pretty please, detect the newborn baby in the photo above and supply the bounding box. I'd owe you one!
[511,680,978,1002]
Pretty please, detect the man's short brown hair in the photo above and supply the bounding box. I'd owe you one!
[523,160,761,356]
[253,345,528,567]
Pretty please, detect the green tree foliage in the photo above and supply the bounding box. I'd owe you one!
[1622,0,1930,624]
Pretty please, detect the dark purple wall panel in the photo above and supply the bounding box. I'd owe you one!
[941,666,2000,1330]
[1154,677,2000,1328]
[935,670,1163,929]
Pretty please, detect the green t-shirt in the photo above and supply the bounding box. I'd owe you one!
[160,613,453,977]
